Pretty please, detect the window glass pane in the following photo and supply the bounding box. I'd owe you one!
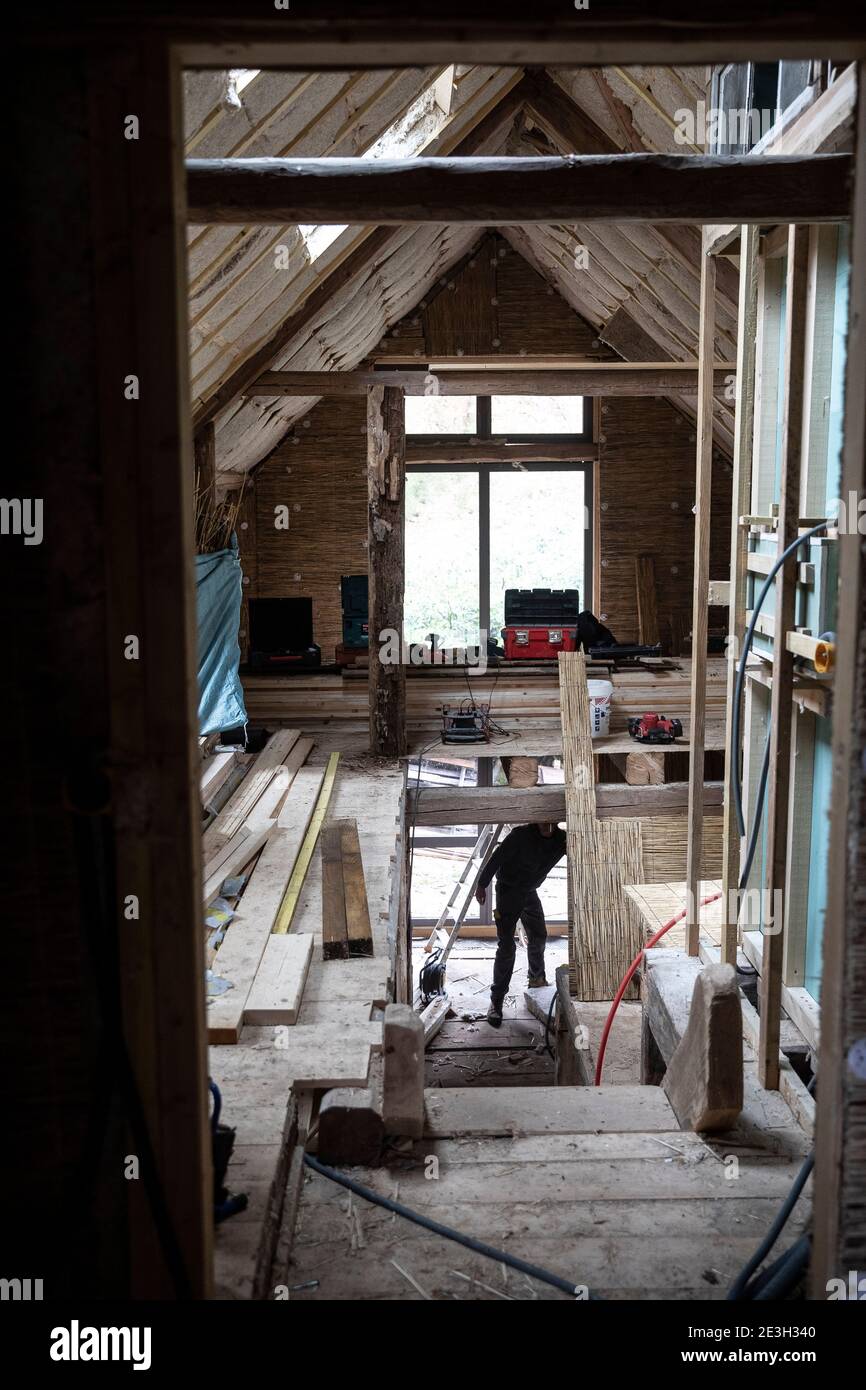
[489,470,587,641]
[405,395,476,435]
[410,843,481,923]
[535,855,568,920]
[405,472,479,647]
[491,395,583,435]
[410,756,479,837]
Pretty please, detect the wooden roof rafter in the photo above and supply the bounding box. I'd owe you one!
[192,72,527,434]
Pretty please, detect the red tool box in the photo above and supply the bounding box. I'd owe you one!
[501,588,580,661]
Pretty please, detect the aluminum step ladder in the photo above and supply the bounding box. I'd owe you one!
[418,822,503,1003]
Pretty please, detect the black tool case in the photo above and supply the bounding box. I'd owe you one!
[503,588,580,625]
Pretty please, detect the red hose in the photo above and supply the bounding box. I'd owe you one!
[593,892,723,1086]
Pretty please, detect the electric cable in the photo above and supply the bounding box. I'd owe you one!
[593,890,723,1086]
[304,1153,591,1298]
[727,1154,815,1300]
[741,726,771,888]
[752,1233,812,1301]
[732,519,829,837]
[544,984,558,1058]
[464,652,511,739]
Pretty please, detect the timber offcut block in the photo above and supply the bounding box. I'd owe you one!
[382,1003,425,1138]
[317,1088,384,1165]
[244,933,314,1026]
[663,963,743,1132]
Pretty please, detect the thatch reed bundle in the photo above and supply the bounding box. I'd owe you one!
[195,478,246,556]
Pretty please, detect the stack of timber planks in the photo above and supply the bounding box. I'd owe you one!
[242,658,728,735]
[202,730,315,904]
[204,734,326,1041]
[203,742,404,1054]
[559,651,646,1000]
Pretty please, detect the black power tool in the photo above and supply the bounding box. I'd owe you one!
[628,713,683,744]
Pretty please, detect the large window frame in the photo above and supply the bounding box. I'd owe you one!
[406,460,594,640]
[406,391,594,639]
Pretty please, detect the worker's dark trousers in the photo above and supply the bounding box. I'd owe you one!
[491,884,547,1006]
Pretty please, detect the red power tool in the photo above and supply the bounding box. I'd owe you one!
[628,712,683,744]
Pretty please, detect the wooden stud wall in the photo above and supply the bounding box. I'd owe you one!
[812,61,866,1289]
[758,225,810,1091]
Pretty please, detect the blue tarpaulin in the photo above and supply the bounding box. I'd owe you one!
[195,541,247,736]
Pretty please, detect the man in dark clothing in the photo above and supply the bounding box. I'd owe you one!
[475,822,567,1028]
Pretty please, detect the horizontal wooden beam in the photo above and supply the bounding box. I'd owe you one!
[37,4,866,66]
[377,355,668,368]
[248,366,736,397]
[186,154,852,226]
[406,442,599,464]
[408,780,723,826]
[153,6,866,68]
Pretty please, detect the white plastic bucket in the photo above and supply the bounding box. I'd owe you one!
[587,679,613,738]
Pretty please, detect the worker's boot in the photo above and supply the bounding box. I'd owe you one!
[527,973,549,988]
[487,997,503,1029]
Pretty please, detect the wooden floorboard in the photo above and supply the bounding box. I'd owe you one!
[422,1084,678,1136]
[289,1123,812,1300]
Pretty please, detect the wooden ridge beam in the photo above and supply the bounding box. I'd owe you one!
[408,780,724,826]
[519,69,614,157]
[248,366,736,397]
[187,153,852,227]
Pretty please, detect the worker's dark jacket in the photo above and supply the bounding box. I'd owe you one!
[478,824,567,896]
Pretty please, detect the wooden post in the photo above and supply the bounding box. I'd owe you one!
[634,554,660,644]
[194,420,216,513]
[782,707,816,986]
[759,225,809,1092]
[367,385,407,756]
[812,63,866,1293]
[685,253,716,954]
[720,223,760,965]
[97,45,212,1297]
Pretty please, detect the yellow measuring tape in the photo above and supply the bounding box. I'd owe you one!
[272,751,341,935]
